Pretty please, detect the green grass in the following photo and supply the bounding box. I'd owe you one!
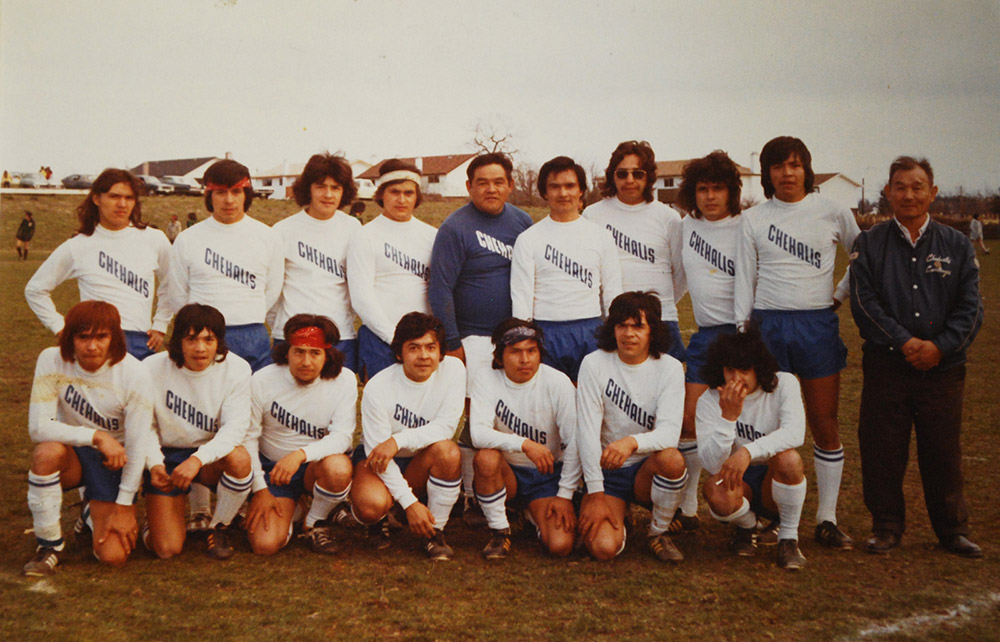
[1,193,998,641]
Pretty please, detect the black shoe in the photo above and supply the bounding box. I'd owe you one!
[206,525,234,560]
[815,520,853,550]
[367,518,391,551]
[756,518,780,547]
[647,532,684,563]
[667,508,700,533]
[424,531,454,561]
[73,512,93,551]
[941,535,983,559]
[864,531,901,555]
[302,520,340,555]
[777,539,806,571]
[482,528,511,560]
[23,547,62,576]
[730,526,757,557]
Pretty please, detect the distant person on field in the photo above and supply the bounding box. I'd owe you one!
[25,168,172,360]
[270,153,362,371]
[969,212,989,254]
[186,211,198,228]
[244,314,356,556]
[2,169,11,187]
[16,210,35,260]
[346,159,435,381]
[510,156,622,382]
[165,214,182,243]
[697,327,808,571]
[850,156,984,559]
[22,301,156,576]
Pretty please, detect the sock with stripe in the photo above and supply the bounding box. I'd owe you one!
[189,482,211,516]
[306,482,350,528]
[475,487,509,530]
[28,471,65,550]
[678,439,702,517]
[426,475,462,531]
[813,444,844,524]
[211,472,253,528]
[649,471,687,535]
[772,479,806,541]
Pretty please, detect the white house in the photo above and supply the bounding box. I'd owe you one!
[255,159,377,200]
[813,173,862,212]
[358,154,477,198]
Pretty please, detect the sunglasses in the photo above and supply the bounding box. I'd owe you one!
[614,169,647,180]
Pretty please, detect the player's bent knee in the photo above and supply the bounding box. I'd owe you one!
[587,534,622,562]
[473,449,503,477]
[151,537,183,560]
[31,442,69,474]
[428,440,462,476]
[95,543,129,568]
[544,530,575,558]
[652,448,686,477]
[224,446,253,477]
[249,532,286,556]
[770,449,804,483]
[318,454,353,486]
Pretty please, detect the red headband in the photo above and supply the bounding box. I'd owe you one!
[289,326,331,349]
[206,177,251,191]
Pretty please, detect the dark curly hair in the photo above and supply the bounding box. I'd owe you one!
[272,314,344,380]
[759,136,815,200]
[700,325,779,393]
[676,150,743,218]
[167,304,229,368]
[390,312,445,363]
[291,153,357,210]
[203,159,254,213]
[76,169,147,236]
[596,291,672,358]
[490,317,547,369]
[600,140,657,203]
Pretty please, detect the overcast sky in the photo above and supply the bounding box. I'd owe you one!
[2,0,998,195]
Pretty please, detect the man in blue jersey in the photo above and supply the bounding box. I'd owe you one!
[429,153,533,523]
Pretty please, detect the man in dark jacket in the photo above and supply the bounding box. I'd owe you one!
[850,156,983,558]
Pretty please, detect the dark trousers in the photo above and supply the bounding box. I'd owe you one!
[857,350,969,541]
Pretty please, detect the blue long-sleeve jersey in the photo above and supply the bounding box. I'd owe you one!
[429,202,533,350]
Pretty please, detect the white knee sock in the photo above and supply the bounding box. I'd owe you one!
[813,444,843,524]
[28,471,64,549]
[459,445,476,498]
[678,439,701,516]
[306,482,350,528]
[709,497,758,529]
[211,472,253,528]
[649,472,687,535]
[189,482,211,516]
[475,487,509,530]
[426,475,461,532]
[772,479,806,541]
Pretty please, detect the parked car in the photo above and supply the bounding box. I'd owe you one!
[19,172,49,188]
[252,183,273,200]
[161,175,204,196]
[137,175,174,195]
[61,174,96,189]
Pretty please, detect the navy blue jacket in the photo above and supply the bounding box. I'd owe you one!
[850,217,983,370]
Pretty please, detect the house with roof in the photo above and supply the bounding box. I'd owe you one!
[254,159,376,200]
[357,153,476,198]
[650,159,765,211]
[813,173,862,212]
[129,156,223,183]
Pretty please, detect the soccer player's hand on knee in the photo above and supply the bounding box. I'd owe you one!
[93,431,127,471]
[523,440,554,474]
[720,448,751,491]
[246,489,283,533]
[149,465,173,492]
[600,437,638,470]
[367,438,399,474]
[546,497,576,532]
[170,455,203,491]
[579,493,619,538]
[405,502,437,539]
[718,380,748,421]
[271,450,306,486]
[100,505,139,554]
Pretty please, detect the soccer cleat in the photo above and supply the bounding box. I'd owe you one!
[206,525,234,560]
[730,526,757,557]
[482,528,512,560]
[462,495,488,530]
[756,518,780,546]
[187,511,212,536]
[647,532,684,563]
[815,520,853,551]
[23,547,62,577]
[73,514,93,551]
[424,531,454,561]
[367,518,391,551]
[303,521,340,555]
[667,508,700,533]
[777,539,807,571]
[331,502,359,527]
[864,531,901,555]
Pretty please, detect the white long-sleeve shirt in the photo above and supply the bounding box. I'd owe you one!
[360,357,465,508]
[144,351,251,469]
[734,194,859,324]
[170,216,284,326]
[681,214,741,327]
[510,216,623,322]
[696,372,805,475]
[28,348,156,505]
[245,364,358,493]
[576,349,684,493]
[25,225,172,334]
[346,215,435,344]
[583,198,686,321]
[469,364,580,499]
[270,210,362,340]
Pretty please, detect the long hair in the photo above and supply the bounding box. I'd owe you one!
[759,136,815,199]
[76,169,146,236]
[700,324,779,393]
[203,159,254,212]
[600,140,657,203]
[272,314,344,380]
[292,153,357,210]
[390,312,445,363]
[59,300,127,366]
[595,291,672,358]
[677,150,743,218]
[490,317,547,369]
[167,304,229,368]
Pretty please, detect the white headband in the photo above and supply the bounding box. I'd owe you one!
[376,170,421,188]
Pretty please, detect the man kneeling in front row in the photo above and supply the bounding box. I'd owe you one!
[697,327,808,570]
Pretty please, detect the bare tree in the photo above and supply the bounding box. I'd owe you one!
[510,163,539,206]
[470,119,518,156]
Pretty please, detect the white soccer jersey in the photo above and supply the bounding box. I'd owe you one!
[583,198,686,321]
[510,216,623,322]
[28,348,156,505]
[346,215,436,344]
[576,349,684,493]
[270,210,362,340]
[696,371,805,475]
[361,357,466,508]
[245,363,357,493]
[734,194,859,324]
[469,364,580,499]
[681,215,741,327]
[144,351,251,469]
[170,216,284,326]
[25,225,172,334]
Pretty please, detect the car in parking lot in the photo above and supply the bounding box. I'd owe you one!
[19,173,50,188]
[137,175,174,195]
[61,174,96,189]
[161,175,204,195]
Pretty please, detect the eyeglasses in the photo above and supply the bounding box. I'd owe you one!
[614,169,647,180]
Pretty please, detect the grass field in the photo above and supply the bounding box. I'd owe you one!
[1,193,998,641]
